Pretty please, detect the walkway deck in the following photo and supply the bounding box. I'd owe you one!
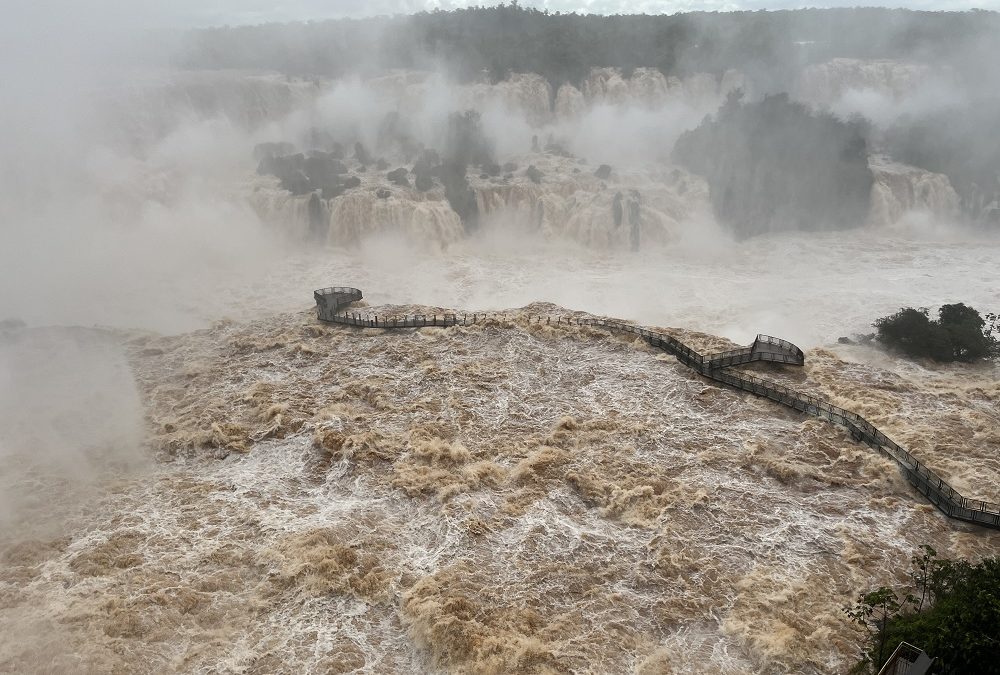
[313,286,1000,530]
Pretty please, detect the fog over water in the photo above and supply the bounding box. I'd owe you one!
[1,5,999,674]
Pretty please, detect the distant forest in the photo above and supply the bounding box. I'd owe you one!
[182,5,1000,229]
[178,5,999,89]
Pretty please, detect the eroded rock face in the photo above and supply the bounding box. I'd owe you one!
[250,64,961,247]
[564,67,746,118]
[464,72,554,126]
[796,58,931,108]
[249,151,711,251]
[344,67,746,128]
[868,156,961,227]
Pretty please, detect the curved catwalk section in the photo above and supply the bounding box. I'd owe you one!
[314,286,1000,530]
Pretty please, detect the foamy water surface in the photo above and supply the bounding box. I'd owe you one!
[2,233,999,674]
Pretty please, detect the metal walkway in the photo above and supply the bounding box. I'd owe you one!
[313,286,1000,530]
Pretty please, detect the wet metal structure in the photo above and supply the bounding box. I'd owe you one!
[314,286,1000,531]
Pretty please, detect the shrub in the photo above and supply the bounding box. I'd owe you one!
[873,303,997,362]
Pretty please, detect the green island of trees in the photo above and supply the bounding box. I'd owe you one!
[873,304,999,362]
[846,546,1000,674]
[672,91,873,237]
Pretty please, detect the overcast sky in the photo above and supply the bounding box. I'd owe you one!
[24,0,994,30]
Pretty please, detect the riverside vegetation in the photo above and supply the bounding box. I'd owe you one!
[873,304,999,363]
[845,547,1000,674]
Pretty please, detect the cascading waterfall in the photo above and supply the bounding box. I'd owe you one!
[868,156,962,226]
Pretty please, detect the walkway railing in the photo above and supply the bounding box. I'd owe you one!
[313,286,1000,530]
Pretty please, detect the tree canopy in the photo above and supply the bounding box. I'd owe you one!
[672,92,873,236]
[846,546,1000,673]
[177,7,1000,90]
[873,303,998,362]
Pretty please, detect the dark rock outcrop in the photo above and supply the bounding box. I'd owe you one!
[257,153,311,195]
[307,192,326,239]
[387,167,410,187]
[440,111,494,231]
[440,162,478,230]
[258,150,349,196]
[411,149,440,192]
[304,152,347,187]
[594,164,612,180]
[414,172,435,192]
[354,142,373,166]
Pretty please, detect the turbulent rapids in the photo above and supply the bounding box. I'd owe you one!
[317,287,1000,531]
[4,7,1000,673]
[3,289,999,674]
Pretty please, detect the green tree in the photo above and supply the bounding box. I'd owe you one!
[672,93,873,237]
[847,549,1000,674]
[873,304,998,362]
[845,587,904,668]
[938,303,993,361]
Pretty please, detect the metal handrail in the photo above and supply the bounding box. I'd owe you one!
[313,286,999,529]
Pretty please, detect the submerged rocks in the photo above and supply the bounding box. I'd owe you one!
[594,164,613,180]
[525,165,544,184]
